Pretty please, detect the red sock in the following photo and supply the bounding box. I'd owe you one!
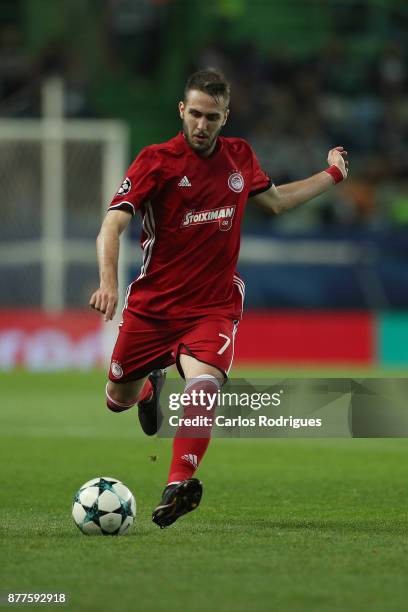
[167,376,220,484]
[138,377,153,403]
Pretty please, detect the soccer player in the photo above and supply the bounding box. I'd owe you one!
[89,69,348,528]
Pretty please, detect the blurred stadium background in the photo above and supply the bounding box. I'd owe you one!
[1,0,408,372]
[3,4,408,610]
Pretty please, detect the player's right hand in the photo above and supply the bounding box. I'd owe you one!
[89,285,118,322]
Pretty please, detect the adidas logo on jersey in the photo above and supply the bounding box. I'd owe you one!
[178,176,192,187]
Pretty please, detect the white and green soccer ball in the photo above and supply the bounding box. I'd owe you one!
[72,477,136,535]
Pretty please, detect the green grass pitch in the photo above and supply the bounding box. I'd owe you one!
[1,369,408,611]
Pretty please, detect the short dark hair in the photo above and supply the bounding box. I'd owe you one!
[184,69,230,106]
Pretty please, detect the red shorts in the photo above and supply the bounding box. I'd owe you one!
[109,311,239,383]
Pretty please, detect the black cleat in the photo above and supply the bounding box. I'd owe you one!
[152,478,203,529]
[138,370,166,436]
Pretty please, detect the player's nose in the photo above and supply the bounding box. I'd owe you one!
[197,117,208,132]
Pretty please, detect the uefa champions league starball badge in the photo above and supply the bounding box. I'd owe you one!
[117,177,131,196]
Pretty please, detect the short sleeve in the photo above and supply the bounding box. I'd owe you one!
[108,147,161,216]
[249,147,273,198]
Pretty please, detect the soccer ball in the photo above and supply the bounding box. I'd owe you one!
[72,477,136,535]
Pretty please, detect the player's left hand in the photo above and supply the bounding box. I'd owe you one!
[327,146,349,179]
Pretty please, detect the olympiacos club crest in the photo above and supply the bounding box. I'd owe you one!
[111,361,123,378]
[228,172,244,193]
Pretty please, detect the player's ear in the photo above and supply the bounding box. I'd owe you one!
[178,101,185,119]
[222,108,229,126]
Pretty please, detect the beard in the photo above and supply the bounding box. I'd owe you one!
[182,120,222,156]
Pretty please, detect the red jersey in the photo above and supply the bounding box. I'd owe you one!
[108,132,271,320]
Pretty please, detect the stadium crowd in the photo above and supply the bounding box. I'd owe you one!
[0,0,407,229]
[190,36,408,229]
